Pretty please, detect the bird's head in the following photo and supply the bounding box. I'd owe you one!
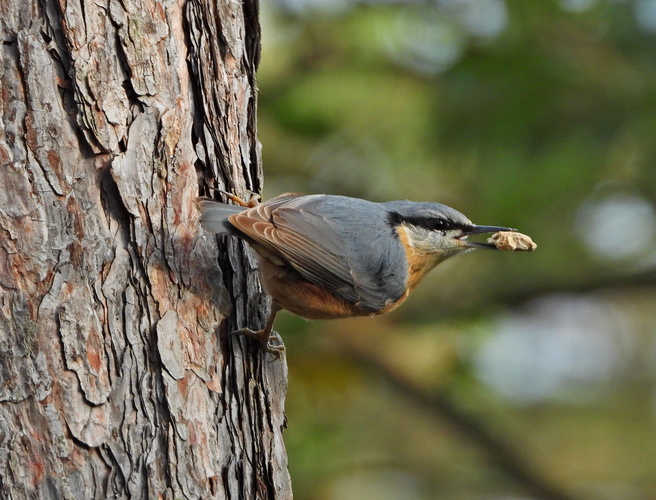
[386,201,515,260]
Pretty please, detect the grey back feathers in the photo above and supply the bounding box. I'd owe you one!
[276,195,409,311]
[198,194,470,312]
[199,195,410,311]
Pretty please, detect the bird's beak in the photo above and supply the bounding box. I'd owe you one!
[458,225,516,249]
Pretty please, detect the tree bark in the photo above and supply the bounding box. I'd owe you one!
[0,0,291,498]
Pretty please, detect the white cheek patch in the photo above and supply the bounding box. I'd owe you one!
[402,224,462,254]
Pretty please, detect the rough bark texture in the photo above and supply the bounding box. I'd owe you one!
[0,0,291,498]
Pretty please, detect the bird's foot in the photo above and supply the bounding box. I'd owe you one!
[229,327,285,356]
[220,190,260,207]
[206,186,261,207]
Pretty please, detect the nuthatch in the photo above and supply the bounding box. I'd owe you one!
[199,192,516,353]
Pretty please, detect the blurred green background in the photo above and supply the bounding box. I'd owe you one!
[256,1,656,499]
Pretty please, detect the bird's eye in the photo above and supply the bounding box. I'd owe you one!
[430,218,448,231]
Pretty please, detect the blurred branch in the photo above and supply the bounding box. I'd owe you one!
[342,344,582,500]
[410,269,656,323]
[488,269,656,309]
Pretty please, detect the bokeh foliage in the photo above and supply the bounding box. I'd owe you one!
[256,1,656,499]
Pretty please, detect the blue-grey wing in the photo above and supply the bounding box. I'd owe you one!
[229,194,409,312]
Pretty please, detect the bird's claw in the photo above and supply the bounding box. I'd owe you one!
[218,190,260,208]
[229,327,285,356]
[205,186,261,207]
[264,339,286,356]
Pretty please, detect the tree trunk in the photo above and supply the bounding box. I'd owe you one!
[0,0,291,498]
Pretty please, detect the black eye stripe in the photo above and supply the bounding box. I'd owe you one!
[403,216,454,231]
[388,211,467,232]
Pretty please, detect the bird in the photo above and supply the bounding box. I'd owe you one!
[199,192,516,353]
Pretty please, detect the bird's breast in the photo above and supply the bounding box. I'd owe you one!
[395,225,446,293]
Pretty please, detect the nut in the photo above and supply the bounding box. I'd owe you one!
[488,231,537,252]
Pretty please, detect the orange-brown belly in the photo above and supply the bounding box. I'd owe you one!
[256,256,396,320]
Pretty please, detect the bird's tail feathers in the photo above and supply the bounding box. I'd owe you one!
[198,199,244,235]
